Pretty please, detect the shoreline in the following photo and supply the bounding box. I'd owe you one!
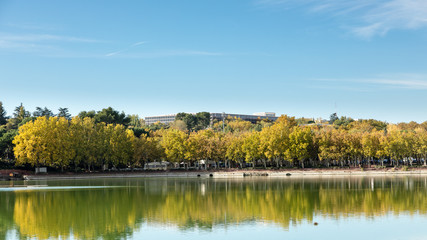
[20,168,427,180]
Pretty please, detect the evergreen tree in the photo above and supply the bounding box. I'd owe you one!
[0,101,7,125]
[58,108,72,120]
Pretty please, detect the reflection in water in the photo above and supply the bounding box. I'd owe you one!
[0,177,426,239]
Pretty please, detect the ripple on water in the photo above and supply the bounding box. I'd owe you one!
[0,186,116,191]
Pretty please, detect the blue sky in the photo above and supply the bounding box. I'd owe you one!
[1,0,427,123]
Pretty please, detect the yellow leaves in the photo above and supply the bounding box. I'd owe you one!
[13,116,138,170]
[161,128,188,163]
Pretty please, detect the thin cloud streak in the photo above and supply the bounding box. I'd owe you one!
[106,50,224,58]
[0,33,101,54]
[315,73,427,90]
[255,0,427,38]
[0,33,100,43]
[105,41,146,57]
[3,23,58,31]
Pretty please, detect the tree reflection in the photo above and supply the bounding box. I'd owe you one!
[1,177,426,239]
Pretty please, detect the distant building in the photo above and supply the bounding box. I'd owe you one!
[144,112,278,125]
[144,114,177,125]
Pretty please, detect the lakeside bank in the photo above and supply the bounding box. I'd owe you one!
[21,168,427,180]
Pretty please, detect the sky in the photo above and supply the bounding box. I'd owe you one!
[1,0,427,123]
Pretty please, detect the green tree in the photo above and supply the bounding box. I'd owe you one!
[33,107,54,118]
[57,107,71,120]
[78,110,96,119]
[0,101,7,125]
[94,107,131,126]
[195,112,211,130]
[0,129,18,160]
[129,114,144,128]
[8,103,31,128]
[329,113,338,124]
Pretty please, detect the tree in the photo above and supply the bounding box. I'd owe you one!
[94,107,130,126]
[226,134,245,168]
[334,116,354,128]
[227,118,252,133]
[362,130,383,166]
[133,135,164,168]
[57,108,71,120]
[33,107,54,118]
[0,129,18,160]
[242,132,261,168]
[260,120,290,168]
[129,114,144,128]
[161,129,188,168]
[78,110,96,119]
[13,117,75,171]
[195,112,211,130]
[288,127,314,168]
[0,101,7,125]
[181,114,197,131]
[175,112,211,131]
[170,120,187,131]
[329,113,338,124]
[9,103,31,128]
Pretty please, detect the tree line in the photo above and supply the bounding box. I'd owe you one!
[1,101,427,171]
[8,114,427,172]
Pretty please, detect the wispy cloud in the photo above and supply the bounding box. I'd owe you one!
[104,42,223,58]
[3,23,58,31]
[105,50,223,58]
[105,41,147,57]
[255,0,427,38]
[0,32,107,57]
[315,73,427,90]
[0,33,100,43]
[0,32,102,55]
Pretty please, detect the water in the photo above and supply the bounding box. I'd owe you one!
[1,176,426,240]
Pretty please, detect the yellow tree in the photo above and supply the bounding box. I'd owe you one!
[213,131,228,168]
[288,127,314,168]
[70,117,101,171]
[361,130,383,166]
[161,128,188,168]
[260,122,290,168]
[14,117,50,167]
[47,117,75,171]
[104,124,134,168]
[242,132,261,168]
[14,117,75,171]
[133,134,165,168]
[227,118,252,133]
[226,134,245,168]
[316,127,337,168]
[345,131,362,167]
[415,128,427,166]
[385,125,406,167]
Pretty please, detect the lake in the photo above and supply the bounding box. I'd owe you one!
[1,176,426,240]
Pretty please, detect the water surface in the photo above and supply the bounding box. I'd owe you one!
[1,176,426,239]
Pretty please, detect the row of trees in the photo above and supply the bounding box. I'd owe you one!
[13,117,135,171]
[0,102,147,168]
[11,114,427,171]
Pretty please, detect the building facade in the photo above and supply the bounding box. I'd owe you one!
[144,112,278,125]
